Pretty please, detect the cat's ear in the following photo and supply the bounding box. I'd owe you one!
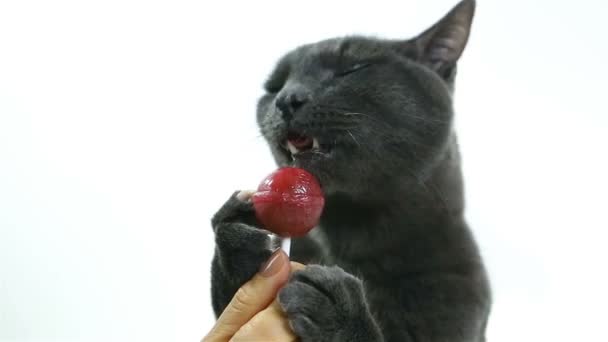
[405,0,476,79]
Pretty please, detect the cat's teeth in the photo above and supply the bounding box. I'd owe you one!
[312,138,319,149]
[287,141,300,155]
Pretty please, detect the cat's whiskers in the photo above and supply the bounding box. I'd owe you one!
[346,129,361,148]
[344,111,448,125]
[342,112,371,118]
[342,112,387,126]
[342,111,388,121]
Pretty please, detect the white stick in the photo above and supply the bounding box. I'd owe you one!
[281,237,291,256]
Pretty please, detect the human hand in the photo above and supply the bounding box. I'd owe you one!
[203,249,305,342]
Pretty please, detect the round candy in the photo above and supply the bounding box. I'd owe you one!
[252,167,324,237]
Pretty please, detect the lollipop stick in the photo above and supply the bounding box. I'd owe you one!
[281,237,291,256]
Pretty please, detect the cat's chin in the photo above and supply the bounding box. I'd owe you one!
[291,150,332,167]
[283,149,329,172]
[274,148,334,190]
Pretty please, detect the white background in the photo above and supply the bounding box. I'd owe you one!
[1,0,607,341]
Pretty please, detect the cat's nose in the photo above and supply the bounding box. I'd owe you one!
[275,85,311,121]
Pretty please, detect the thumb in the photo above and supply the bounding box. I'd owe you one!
[203,249,290,342]
[230,261,307,342]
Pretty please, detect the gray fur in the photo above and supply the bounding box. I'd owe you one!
[211,0,491,340]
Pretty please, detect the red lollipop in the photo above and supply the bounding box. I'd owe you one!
[252,167,324,237]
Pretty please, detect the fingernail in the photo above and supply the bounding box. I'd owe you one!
[259,248,288,277]
[236,190,255,202]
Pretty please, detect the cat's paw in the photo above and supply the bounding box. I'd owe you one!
[212,191,276,276]
[278,265,382,342]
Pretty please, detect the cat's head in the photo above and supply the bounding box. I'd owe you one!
[257,0,475,200]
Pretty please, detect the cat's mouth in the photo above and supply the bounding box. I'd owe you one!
[281,132,328,159]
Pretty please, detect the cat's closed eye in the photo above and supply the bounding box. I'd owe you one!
[335,62,371,77]
[265,83,283,94]
[264,76,286,94]
[264,61,290,94]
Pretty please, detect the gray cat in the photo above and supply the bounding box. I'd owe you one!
[210,0,491,340]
